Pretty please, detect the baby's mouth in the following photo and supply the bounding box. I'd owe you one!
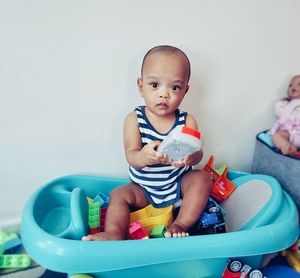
[157,102,168,108]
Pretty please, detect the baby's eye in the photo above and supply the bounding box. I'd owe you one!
[171,85,180,91]
[150,82,158,88]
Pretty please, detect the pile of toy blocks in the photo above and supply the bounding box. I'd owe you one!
[88,192,109,234]
[129,222,167,240]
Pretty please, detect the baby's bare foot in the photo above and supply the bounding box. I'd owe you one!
[164,222,189,238]
[281,143,298,155]
[82,231,124,241]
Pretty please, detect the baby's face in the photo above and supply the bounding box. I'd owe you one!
[138,52,190,117]
[288,75,300,100]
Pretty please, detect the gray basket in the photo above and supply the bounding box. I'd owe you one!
[251,131,300,211]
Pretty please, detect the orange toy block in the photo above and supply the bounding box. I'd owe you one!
[203,155,236,202]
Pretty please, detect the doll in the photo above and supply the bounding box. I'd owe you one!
[269,75,300,155]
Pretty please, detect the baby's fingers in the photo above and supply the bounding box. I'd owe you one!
[171,160,185,168]
[159,153,171,164]
[148,141,161,150]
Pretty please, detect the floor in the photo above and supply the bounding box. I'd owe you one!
[0,267,66,278]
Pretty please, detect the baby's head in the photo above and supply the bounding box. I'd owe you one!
[140,45,191,84]
[287,75,300,100]
[137,46,191,116]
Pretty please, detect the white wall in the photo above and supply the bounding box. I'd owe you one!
[1,0,300,222]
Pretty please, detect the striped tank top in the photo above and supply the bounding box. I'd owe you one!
[128,106,192,208]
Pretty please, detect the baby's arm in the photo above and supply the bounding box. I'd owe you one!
[123,112,169,169]
[171,114,203,168]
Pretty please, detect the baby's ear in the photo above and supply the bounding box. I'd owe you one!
[137,78,143,95]
[184,84,189,94]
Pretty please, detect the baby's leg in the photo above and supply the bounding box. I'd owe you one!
[165,170,212,238]
[272,130,297,155]
[82,183,149,241]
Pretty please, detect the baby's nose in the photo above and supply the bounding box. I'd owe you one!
[159,87,170,98]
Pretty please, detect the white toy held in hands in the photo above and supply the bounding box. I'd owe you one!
[158,126,203,161]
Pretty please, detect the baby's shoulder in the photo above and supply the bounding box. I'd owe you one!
[185,112,195,121]
[185,112,198,129]
[124,111,138,124]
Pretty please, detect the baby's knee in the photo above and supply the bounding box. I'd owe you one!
[195,169,213,186]
[110,187,127,202]
[109,185,135,205]
[185,170,212,193]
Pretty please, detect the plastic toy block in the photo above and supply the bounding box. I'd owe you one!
[203,156,236,202]
[0,231,22,252]
[0,254,31,268]
[150,225,167,238]
[87,197,93,204]
[129,204,173,233]
[216,165,227,175]
[129,221,149,240]
[158,126,202,161]
[90,228,100,235]
[93,192,109,208]
[100,207,108,217]
[99,207,108,232]
[88,202,100,229]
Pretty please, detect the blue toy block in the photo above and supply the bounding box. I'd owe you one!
[93,192,109,208]
[0,231,22,252]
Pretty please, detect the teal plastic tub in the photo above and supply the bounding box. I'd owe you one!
[21,172,299,278]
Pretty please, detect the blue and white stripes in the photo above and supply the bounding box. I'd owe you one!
[128,106,191,208]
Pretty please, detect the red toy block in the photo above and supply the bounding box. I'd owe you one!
[90,228,100,234]
[99,207,108,232]
[129,221,149,240]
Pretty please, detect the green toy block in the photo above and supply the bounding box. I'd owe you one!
[150,225,167,238]
[0,254,31,268]
[0,230,18,245]
[88,202,100,229]
[216,165,227,175]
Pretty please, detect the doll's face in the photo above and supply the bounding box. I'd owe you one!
[288,75,300,100]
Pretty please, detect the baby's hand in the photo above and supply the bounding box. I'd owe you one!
[171,150,202,168]
[142,141,170,165]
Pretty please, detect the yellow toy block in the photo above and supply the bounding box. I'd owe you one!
[129,204,173,233]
